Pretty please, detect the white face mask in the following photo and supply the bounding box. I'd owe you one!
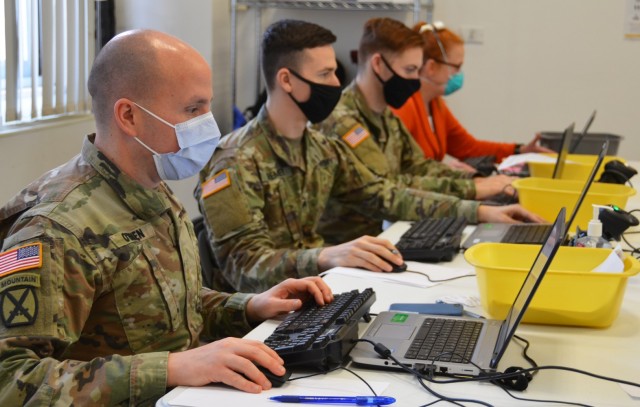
[133,102,221,180]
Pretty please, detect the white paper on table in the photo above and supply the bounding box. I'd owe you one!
[320,264,474,289]
[497,153,575,172]
[620,383,640,398]
[167,377,389,407]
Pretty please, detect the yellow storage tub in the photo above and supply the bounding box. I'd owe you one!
[527,154,624,181]
[464,244,640,328]
[512,177,635,230]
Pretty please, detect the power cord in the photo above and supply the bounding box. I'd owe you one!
[353,337,640,406]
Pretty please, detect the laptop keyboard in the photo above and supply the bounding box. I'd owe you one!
[396,217,467,262]
[404,318,483,363]
[502,224,551,244]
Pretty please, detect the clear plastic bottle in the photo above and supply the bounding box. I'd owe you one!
[574,205,612,248]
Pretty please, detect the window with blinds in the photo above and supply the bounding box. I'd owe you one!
[1,0,95,126]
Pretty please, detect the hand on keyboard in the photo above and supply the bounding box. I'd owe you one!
[246,276,334,323]
[473,174,518,201]
[317,235,404,273]
[477,204,546,224]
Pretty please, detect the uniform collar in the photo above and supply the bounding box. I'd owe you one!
[256,106,320,172]
[83,135,172,220]
[347,81,396,143]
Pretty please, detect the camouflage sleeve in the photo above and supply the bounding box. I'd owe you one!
[395,120,477,199]
[197,157,322,293]
[0,217,168,406]
[329,141,480,224]
[199,289,255,340]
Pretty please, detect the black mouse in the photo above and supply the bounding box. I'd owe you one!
[384,258,407,273]
[255,365,291,388]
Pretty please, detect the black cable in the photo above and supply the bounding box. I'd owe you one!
[512,334,538,373]
[356,338,494,407]
[405,270,475,283]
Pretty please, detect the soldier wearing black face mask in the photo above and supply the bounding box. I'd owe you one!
[195,19,480,293]
[314,17,544,245]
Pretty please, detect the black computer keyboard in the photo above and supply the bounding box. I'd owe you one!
[264,288,376,370]
[502,224,552,244]
[396,217,467,262]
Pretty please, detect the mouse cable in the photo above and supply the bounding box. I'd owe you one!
[355,338,493,407]
[405,270,476,283]
[287,364,380,401]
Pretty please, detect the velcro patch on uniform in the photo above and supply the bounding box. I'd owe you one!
[1,286,38,327]
[0,243,42,278]
[202,169,232,199]
[109,223,157,248]
[0,272,40,291]
[342,125,370,148]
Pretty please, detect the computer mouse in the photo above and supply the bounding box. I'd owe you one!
[255,365,291,388]
[384,258,407,273]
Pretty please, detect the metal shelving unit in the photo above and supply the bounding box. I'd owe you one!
[230,0,434,113]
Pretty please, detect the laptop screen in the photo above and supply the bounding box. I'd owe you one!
[490,207,566,368]
[552,123,575,179]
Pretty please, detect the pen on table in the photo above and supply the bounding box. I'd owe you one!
[269,395,396,405]
[462,309,485,319]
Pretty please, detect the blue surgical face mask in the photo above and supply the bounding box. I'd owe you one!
[444,71,464,96]
[133,102,221,181]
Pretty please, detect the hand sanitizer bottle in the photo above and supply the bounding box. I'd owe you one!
[574,205,613,248]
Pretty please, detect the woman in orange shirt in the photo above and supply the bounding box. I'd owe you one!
[392,22,550,172]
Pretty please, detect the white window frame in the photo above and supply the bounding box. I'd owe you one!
[1,0,95,129]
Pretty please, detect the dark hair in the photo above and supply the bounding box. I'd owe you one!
[358,18,423,71]
[261,19,337,91]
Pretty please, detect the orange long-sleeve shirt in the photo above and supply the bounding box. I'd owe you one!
[392,92,516,162]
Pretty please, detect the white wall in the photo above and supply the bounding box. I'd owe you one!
[434,0,639,160]
[0,116,95,205]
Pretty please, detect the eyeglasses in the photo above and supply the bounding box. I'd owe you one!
[418,21,461,71]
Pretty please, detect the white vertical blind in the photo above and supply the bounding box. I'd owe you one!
[1,0,94,125]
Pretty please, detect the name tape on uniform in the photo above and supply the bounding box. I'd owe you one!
[0,243,42,278]
[202,169,232,198]
[342,125,370,148]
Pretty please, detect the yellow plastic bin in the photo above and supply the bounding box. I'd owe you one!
[464,244,640,328]
[512,177,635,230]
[528,154,624,181]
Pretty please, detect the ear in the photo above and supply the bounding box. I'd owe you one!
[113,98,139,137]
[369,53,383,74]
[423,59,439,76]
[275,67,294,93]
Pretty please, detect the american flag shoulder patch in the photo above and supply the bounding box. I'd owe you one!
[342,124,370,148]
[0,243,43,278]
[202,169,232,199]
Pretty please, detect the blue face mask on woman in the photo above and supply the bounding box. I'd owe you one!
[133,103,221,181]
[444,71,464,96]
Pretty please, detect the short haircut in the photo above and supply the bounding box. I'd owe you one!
[358,18,423,71]
[413,22,464,64]
[261,19,336,91]
[88,30,164,130]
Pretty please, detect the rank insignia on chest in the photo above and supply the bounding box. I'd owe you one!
[342,125,370,148]
[202,169,232,198]
[0,243,42,278]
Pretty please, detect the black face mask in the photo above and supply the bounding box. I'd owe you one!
[287,69,342,124]
[373,55,421,109]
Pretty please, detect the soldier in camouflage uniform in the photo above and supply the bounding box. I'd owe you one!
[195,20,493,294]
[315,18,541,243]
[0,29,333,406]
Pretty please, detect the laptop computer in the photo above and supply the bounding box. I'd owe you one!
[570,110,597,154]
[350,207,565,376]
[461,138,609,249]
[552,122,574,179]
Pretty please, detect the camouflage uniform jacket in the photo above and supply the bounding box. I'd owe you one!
[0,135,254,406]
[313,82,479,243]
[195,107,475,293]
